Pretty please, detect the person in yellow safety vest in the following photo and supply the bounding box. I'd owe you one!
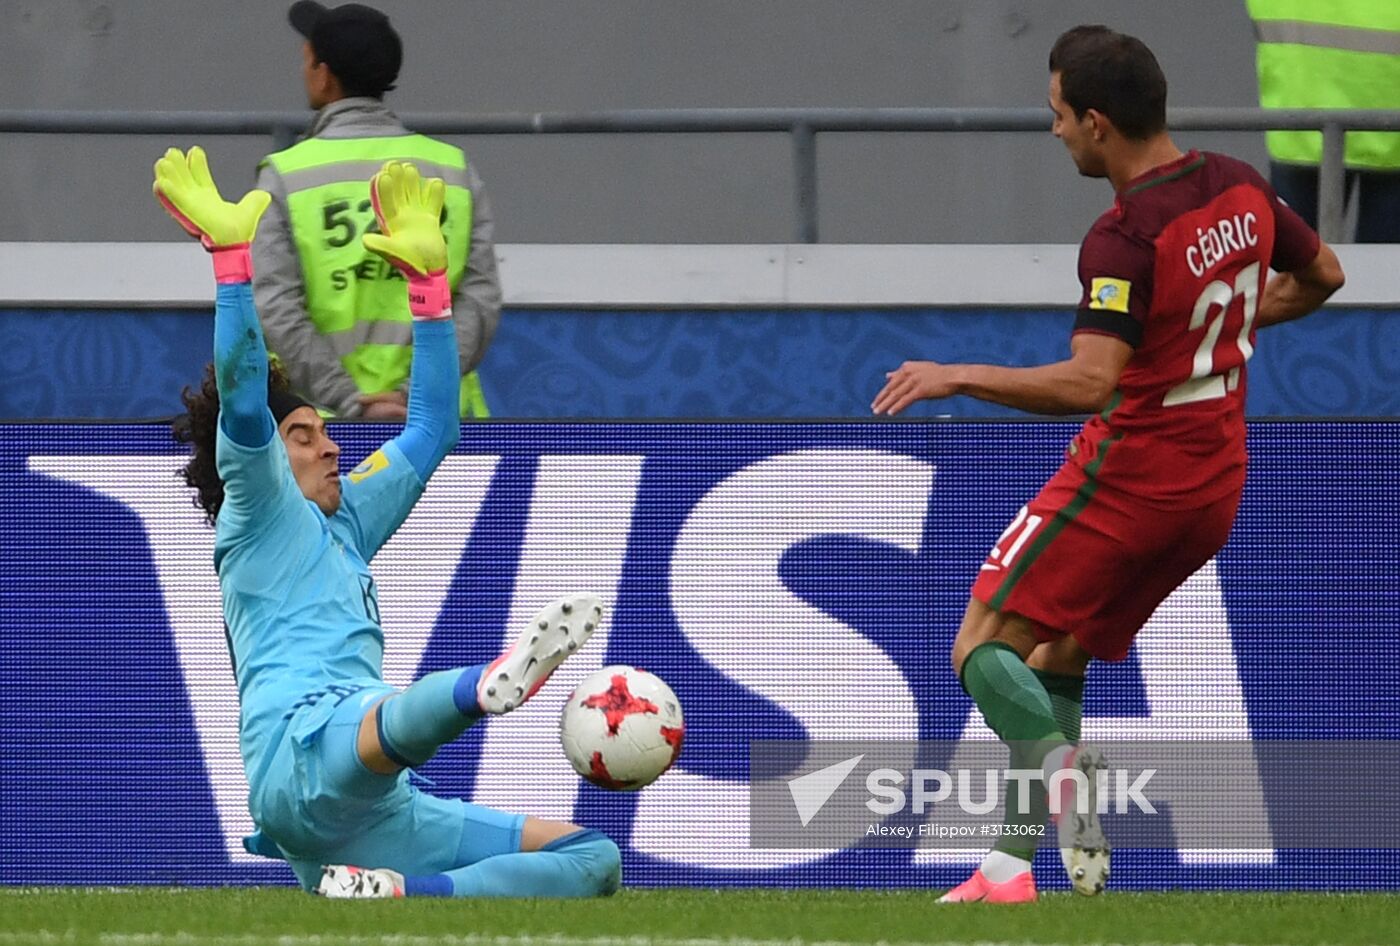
[1247,0,1400,242]
[252,1,501,419]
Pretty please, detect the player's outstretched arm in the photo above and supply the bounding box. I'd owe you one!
[872,333,1133,417]
[153,146,274,447]
[363,161,461,480]
[1255,241,1346,330]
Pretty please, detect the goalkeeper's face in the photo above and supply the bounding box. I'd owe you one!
[279,407,342,516]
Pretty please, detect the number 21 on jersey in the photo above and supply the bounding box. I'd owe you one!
[1163,260,1261,407]
[982,505,1043,571]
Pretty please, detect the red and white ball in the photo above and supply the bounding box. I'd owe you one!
[560,666,685,791]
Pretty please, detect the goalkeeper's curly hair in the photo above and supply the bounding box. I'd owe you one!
[172,359,292,526]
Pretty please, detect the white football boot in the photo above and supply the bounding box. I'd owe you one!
[1051,745,1112,895]
[315,864,405,899]
[477,593,605,714]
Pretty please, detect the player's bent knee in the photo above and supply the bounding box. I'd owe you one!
[588,835,622,896]
[541,828,622,897]
[950,598,996,676]
[589,836,622,896]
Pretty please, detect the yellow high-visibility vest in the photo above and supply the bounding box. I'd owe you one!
[261,135,489,418]
[1248,0,1400,169]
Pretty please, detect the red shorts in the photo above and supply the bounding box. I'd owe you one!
[970,461,1240,662]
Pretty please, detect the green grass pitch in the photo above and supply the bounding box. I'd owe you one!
[2,888,1399,946]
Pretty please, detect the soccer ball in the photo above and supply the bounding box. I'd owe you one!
[560,666,685,791]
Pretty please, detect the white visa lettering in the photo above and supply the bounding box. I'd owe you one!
[633,449,931,870]
[1186,211,1259,278]
[471,455,644,820]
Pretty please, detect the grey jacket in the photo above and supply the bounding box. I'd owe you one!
[251,97,503,417]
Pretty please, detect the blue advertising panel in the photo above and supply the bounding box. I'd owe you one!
[2,307,1397,419]
[1,421,1397,889]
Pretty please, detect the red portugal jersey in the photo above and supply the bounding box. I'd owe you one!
[1068,150,1320,506]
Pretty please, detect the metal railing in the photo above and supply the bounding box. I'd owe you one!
[2,106,1398,243]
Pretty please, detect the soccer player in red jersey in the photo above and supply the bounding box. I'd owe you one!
[872,25,1345,902]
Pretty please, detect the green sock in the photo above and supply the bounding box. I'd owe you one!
[960,641,1067,792]
[993,669,1085,861]
[959,642,1066,746]
[1043,669,1085,744]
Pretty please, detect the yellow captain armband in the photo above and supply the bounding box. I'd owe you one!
[347,449,391,484]
[1088,277,1132,314]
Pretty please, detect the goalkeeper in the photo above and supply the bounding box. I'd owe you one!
[158,147,620,899]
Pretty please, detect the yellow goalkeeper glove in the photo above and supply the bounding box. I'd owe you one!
[153,147,270,283]
[362,161,451,317]
[152,146,269,249]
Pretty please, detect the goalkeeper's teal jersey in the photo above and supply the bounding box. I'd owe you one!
[213,425,425,793]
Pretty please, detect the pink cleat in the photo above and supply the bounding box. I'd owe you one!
[937,868,1037,903]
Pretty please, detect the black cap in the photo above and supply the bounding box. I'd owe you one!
[289,1,402,98]
[267,387,314,425]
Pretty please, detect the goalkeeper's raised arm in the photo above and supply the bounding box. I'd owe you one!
[364,161,461,484]
[153,146,273,449]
